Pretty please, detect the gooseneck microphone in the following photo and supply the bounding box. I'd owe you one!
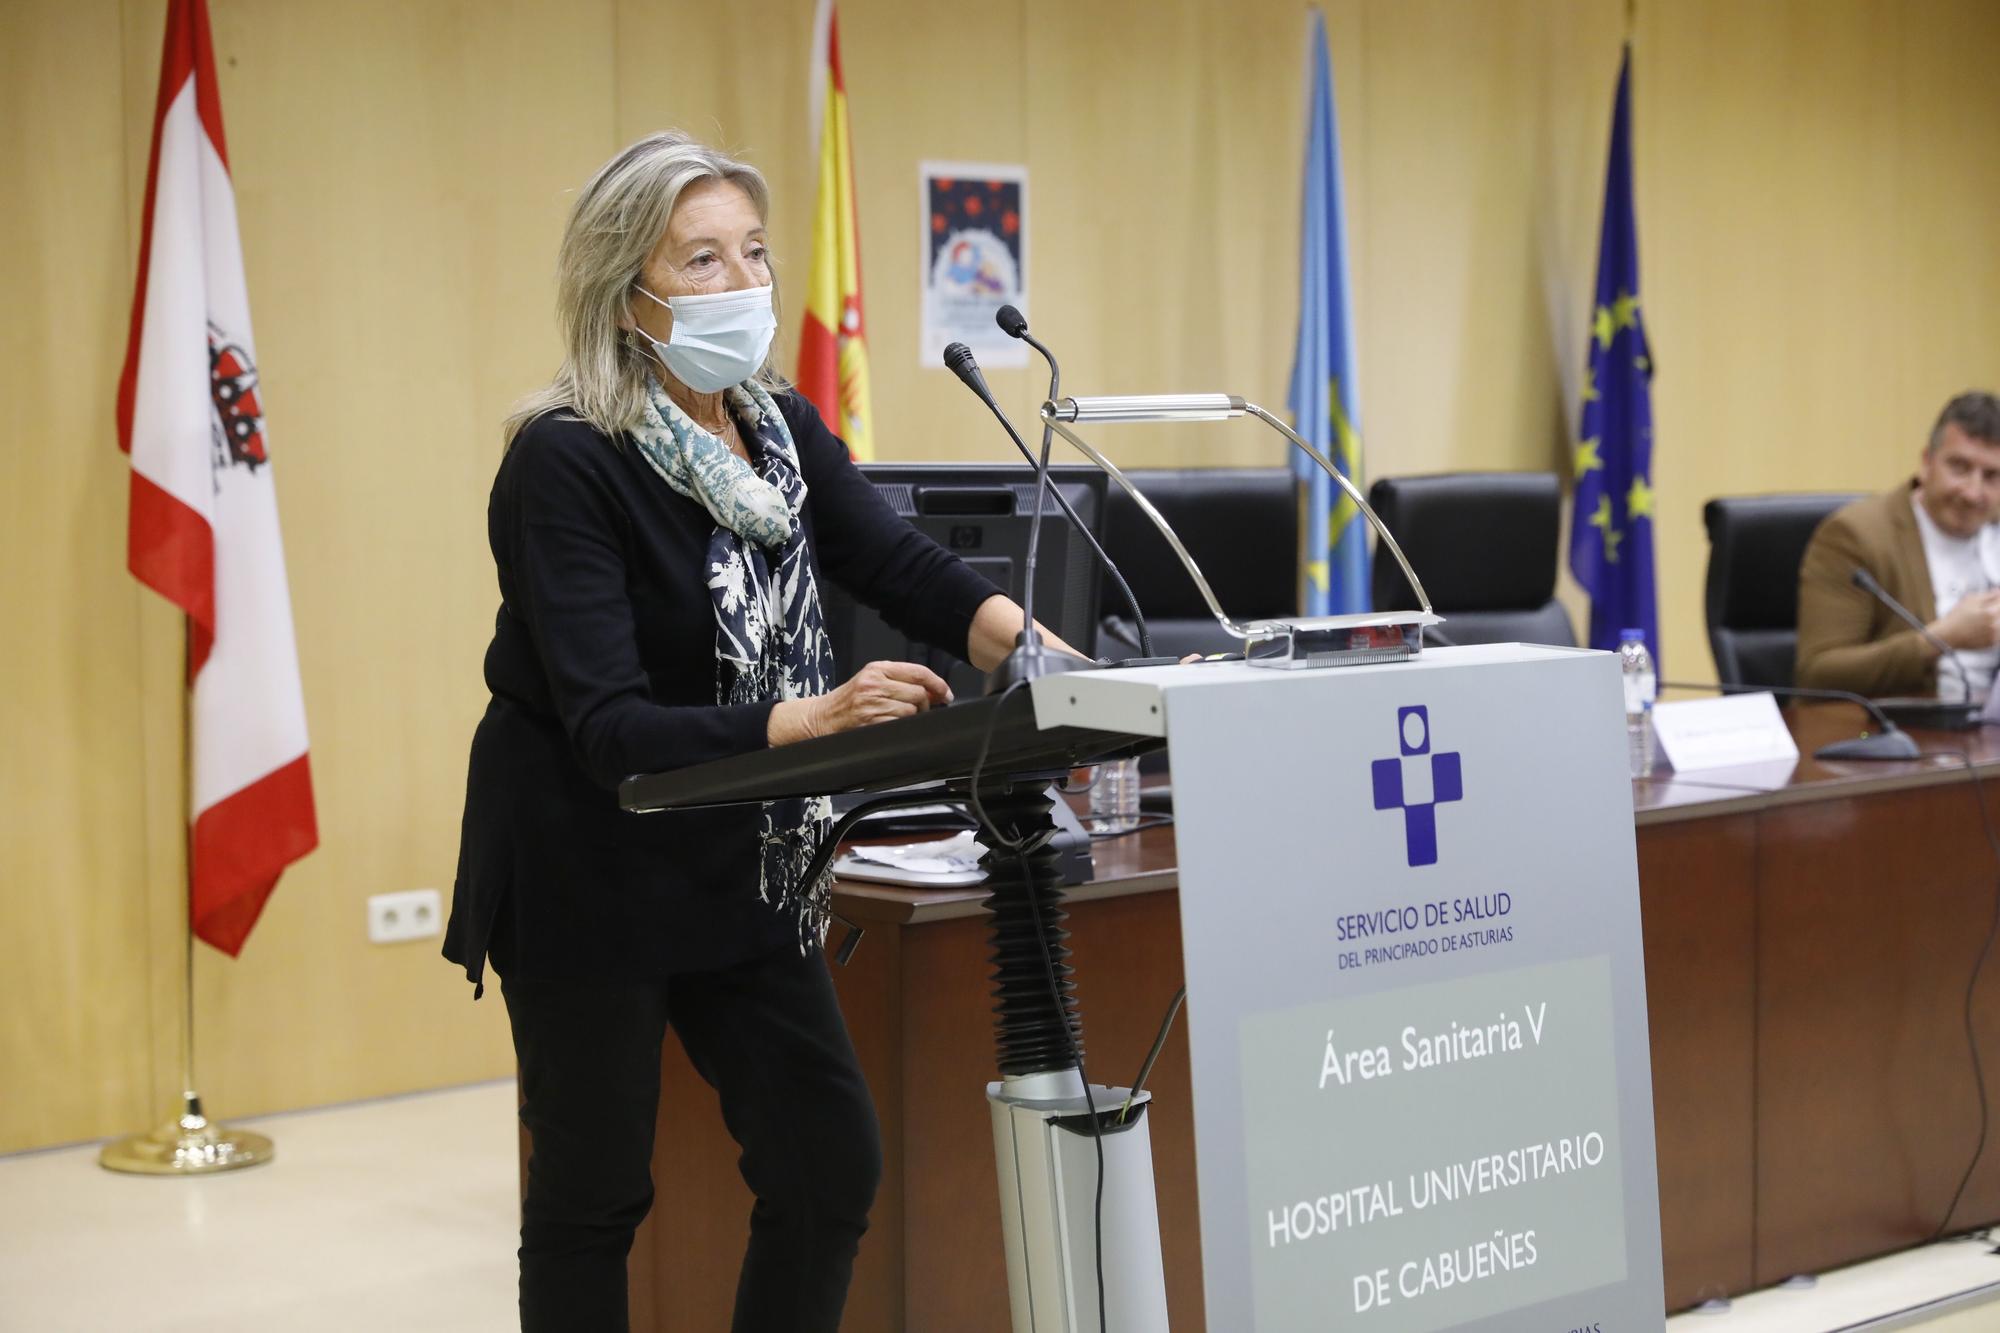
[941,341,994,401]
[941,342,1099,693]
[996,306,1070,484]
[1658,679,1919,760]
[996,303,1059,380]
[1850,566,1983,726]
[993,308,1059,669]
[942,344,1154,660]
[942,343,1046,639]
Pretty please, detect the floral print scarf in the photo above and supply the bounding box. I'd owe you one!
[632,377,837,951]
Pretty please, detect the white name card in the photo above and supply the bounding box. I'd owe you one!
[1650,692,1801,772]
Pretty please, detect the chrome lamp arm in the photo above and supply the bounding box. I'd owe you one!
[1039,413,1259,642]
[1044,394,1434,618]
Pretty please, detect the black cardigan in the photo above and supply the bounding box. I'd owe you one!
[443,392,996,990]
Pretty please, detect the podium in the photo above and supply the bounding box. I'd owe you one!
[623,643,1666,1332]
[624,678,1172,1332]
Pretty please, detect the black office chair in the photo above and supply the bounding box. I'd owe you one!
[1367,472,1575,646]
[1095,468,1299,660]
[1702,493,1859,689]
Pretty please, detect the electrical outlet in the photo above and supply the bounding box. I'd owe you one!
[367,888,443,944]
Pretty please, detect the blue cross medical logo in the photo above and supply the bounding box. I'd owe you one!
[1371,706,1464,867]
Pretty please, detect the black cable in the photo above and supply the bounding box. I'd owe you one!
[1120,985,1186,1124]
[1930,745,2000,1241]
[968,683,1109,1333]
[965,680,1029,852]
[967,390,1153,658]
[1087,813,1175,840]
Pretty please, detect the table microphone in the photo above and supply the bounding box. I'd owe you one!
[941,342,1097,693]
[1658,679,1918,760]
[1849,567,1983,728]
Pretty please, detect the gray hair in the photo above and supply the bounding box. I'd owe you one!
[504,130,787,448]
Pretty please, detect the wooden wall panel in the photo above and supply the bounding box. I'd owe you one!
[154,0,613,1131]
[1640,0,2000,675]
[7,0,2000,1155]
[1,0,616,1152]
[0,0,160,1152]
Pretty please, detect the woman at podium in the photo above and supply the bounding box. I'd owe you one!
[442,130,1067,1331]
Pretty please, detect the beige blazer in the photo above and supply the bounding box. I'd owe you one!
[1795,482,1940,697]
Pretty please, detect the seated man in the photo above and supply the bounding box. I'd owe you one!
[1797,392,2000,699]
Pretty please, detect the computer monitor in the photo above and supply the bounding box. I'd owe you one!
[823,462,1108,700]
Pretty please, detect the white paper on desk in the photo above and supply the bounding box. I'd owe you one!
[1650,693,1800,772]
[839,829,985,877]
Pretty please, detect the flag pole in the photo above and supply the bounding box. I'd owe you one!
[98,639,273,1175]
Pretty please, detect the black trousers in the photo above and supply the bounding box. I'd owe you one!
[502,943,881,1332]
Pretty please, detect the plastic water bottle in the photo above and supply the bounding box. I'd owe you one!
[1618,628,1657,778]
[1088,756,1143,834]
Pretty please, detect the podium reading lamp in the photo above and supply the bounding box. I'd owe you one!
[1041,393,1440,665]
[618,411,1440,1330]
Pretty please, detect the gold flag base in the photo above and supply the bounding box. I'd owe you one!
[99,1093,273,1175]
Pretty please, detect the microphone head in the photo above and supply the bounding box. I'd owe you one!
[1850,566,1877,590]
[942,341,994,402]
[995,305,1028,338]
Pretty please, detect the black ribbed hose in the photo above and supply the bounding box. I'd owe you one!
[975,783,1083,1076]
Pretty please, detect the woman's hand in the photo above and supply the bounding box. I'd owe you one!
[767,661,953,745]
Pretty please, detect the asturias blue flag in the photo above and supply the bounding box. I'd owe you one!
[1288,8,1368,617]
[1570,47,1659,660]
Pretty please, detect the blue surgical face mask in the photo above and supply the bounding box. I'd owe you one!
[632,283,776,393]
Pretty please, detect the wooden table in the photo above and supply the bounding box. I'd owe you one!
[1631,706,2000,1306]
[610,703,2000,1329]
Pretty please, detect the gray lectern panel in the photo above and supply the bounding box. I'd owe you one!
[1036,646,1664,1331]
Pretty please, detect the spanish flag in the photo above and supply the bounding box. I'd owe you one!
[798,0,874,460]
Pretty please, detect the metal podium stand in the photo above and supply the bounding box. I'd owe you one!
[621,684,1171,1332]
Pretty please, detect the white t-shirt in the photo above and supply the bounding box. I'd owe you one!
[1910,492,2000,702]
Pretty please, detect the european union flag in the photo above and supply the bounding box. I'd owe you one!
[1570,47,1658,660]
[1288,8,1368,617]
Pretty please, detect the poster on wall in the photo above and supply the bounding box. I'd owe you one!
[919,161,1028,368]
